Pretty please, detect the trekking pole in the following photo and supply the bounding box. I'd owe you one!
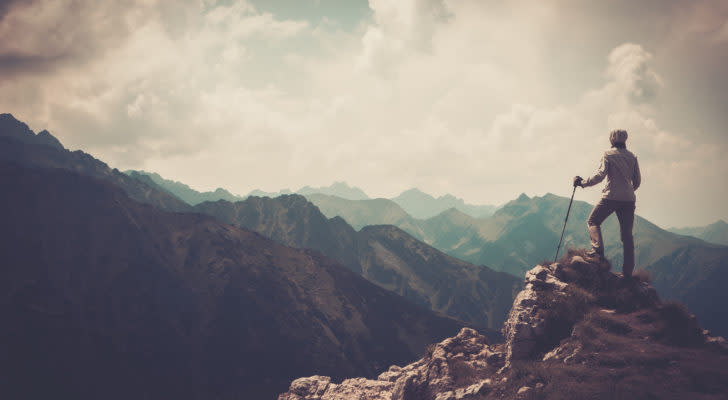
[554,185,577,263]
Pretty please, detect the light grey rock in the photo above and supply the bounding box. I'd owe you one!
[503,264,564,365]
[279,328,497,400]
[280,375,332,400]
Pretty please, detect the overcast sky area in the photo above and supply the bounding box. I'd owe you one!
[1,0,727,227]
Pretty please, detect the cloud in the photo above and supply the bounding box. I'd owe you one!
[0,0,153,75]
[0,0,726,227]
[606,44,663,105]
[358,0,450,74]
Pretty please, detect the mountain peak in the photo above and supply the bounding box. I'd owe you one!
[0,113,21,123]
[0,113,35,140]
[393,188,498,219]
[281,249,728,399]
[433,207,469,220]
[439,193,458,201]
[398,187,429,197]
[35,129,65,149]
[0,114,64,150]
[296,182,369,200]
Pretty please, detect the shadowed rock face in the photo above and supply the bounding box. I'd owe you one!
[357,225,521,334]
[0,163,467,399]
[280,250,728,400]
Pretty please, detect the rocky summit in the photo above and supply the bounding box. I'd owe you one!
[280,249,728,400]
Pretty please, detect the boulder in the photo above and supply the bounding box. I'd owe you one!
[279,328,500,400]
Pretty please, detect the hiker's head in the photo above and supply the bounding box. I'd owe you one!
[609,129,628,148]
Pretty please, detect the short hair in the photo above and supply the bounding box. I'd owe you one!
[609,129,628,146]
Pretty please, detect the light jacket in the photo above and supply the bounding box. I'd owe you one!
[582,148,641,202]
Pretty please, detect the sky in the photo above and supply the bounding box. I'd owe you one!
[1,0,727,228]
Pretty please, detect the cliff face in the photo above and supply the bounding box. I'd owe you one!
[280,250,728,400]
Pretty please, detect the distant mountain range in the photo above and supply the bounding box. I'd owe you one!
[301,191,728,337]
[304,193,418,231]
[124,171,370,203]
[392,188,499,219]
[247,181,369,200]
[0,115,468,398]
[124,169,244,205]
[669,220,728,246]
[296,182,370,200]
[123,159,728,337]
[119,171,521,331]
[192,196,521,332]
[126,170,498,218]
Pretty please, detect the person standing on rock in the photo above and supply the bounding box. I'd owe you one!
[573,129,641,277]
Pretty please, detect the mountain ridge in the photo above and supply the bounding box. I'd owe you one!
[669,219,728,246]
[392,188,498,219]
[0,113,190,213]
[192,195,521,332]
[124,169,244,205]
[289,190,728,337]
[0,162,468,399]
[125,169,500,220]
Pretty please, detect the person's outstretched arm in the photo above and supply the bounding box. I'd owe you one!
[582,155,608,188]
[633,157,641,191]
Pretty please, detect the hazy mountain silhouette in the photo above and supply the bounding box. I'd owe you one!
[243,182,369,200]
[0,162,467,399]
[242,184,496,219]
[193,196,521,332]
[392,188,498,219]
[246,188,294,197]
[125,169,244,205]
[124,170,370,205]
[297,182,370,200]
[669,220,728,246]
[0,113,190,213]
[305,193,420,231]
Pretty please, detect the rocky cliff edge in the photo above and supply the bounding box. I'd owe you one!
[279,249,728,400]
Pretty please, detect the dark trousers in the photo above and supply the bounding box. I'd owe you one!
[587,198,635,276]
